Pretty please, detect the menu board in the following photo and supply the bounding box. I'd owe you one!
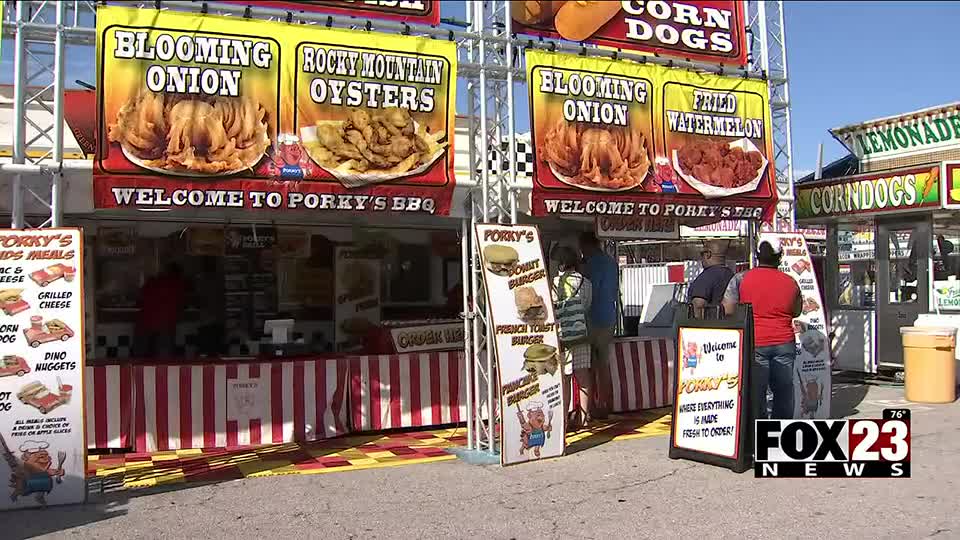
[673,327,743,459]
[475,224,565,465]
[0,229,86,510]
[95,6,458,215]
[334,248,381,352]
[526,50,776,220]
[774,233,831,420]
[224,227,278,340]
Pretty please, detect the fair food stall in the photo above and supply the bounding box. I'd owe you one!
[0,0,798,463]
[796,102,960,377]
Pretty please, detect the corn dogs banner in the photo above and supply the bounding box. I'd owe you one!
[220,1,440,24]
[512,1,747,66]
[95,6,457,215]
[527,50,776,220]
[795,165,941,220]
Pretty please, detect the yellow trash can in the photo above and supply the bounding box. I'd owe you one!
[900,326,958,404]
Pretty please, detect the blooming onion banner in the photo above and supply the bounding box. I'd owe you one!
[527,50,777,221]
[95,5,457,215]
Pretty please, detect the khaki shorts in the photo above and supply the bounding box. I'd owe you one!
[589,326,614,369]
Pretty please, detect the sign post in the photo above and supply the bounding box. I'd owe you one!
[669,303,753,473]
[0,228,86,510]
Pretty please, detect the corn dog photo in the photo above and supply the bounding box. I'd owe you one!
[555,1,622,42]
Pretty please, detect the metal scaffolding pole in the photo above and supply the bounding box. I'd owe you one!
[748,0,797,231]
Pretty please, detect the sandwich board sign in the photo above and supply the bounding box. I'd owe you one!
[475,224,565,465]
[0,228,87,509]
[669,303,752,473]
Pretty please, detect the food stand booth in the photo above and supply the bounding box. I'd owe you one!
[0,0,802,462]
[796,102,960,377]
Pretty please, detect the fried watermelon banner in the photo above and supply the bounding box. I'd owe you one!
[95,6,457,215]
[527,50,776,220]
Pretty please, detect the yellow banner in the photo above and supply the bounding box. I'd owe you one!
[527,50,775,220]
[95,6,458,214]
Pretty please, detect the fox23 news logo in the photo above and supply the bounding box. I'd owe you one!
[755,409,910,478]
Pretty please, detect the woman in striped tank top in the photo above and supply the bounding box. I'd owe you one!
[551,246,593,430]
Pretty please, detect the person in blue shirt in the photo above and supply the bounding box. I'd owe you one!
[577,232,618,419]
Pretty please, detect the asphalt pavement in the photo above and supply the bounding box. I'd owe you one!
[6,381,959,540]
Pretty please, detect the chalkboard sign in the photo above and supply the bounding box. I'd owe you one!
[669,303,754,473]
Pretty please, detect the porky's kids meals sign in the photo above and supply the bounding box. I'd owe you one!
[0,229,86,510]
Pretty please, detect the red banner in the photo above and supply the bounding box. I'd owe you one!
[94,6,456,215]
[527,50,776,222]
[512,1,747,67]
[220,1,440,25]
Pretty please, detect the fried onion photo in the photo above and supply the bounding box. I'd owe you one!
[300,107,447,188]
[107,91,271,176]
[539,120,651,191]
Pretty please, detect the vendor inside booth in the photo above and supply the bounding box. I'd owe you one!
[796,102,960,378]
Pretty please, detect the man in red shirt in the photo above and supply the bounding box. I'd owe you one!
[723,236,801,420]
[134,263,187,358]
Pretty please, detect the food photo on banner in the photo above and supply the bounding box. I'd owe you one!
[95,5,457,215]
[0,229,87,510]
[526,50,777,221]
[219,0,441,24]
[475,225,565,465]
[511,1,747,66]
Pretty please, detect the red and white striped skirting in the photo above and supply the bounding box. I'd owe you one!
[350,352,467,432]
[84,364,133,450]
[609,338,675,412]
[131,358,350,453]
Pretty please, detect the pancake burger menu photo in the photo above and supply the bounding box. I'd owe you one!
[475,225,565,465]
[0,229,86,510]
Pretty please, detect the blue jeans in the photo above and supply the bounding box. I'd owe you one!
[751,342,796,420]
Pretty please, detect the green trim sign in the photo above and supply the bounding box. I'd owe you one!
[796,165,940,220]
[833,106,960,162]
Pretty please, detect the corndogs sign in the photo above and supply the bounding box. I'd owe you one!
[475,225,565,466]
[527,50,776,220]
[512,1,747,66]
[795,165,941,220]
[95,5,457,215]
[221,1,440,25]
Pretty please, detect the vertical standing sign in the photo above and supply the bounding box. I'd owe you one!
[333,247,381,352]
[774,233,832,419]
[670,304,752,473]
[476,224,565,465]
[0,229,86,510]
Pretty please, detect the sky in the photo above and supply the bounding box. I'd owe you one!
[3,1,959,178]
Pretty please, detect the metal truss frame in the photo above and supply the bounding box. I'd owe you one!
[3,0,797,458]
[747,0,796,230]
